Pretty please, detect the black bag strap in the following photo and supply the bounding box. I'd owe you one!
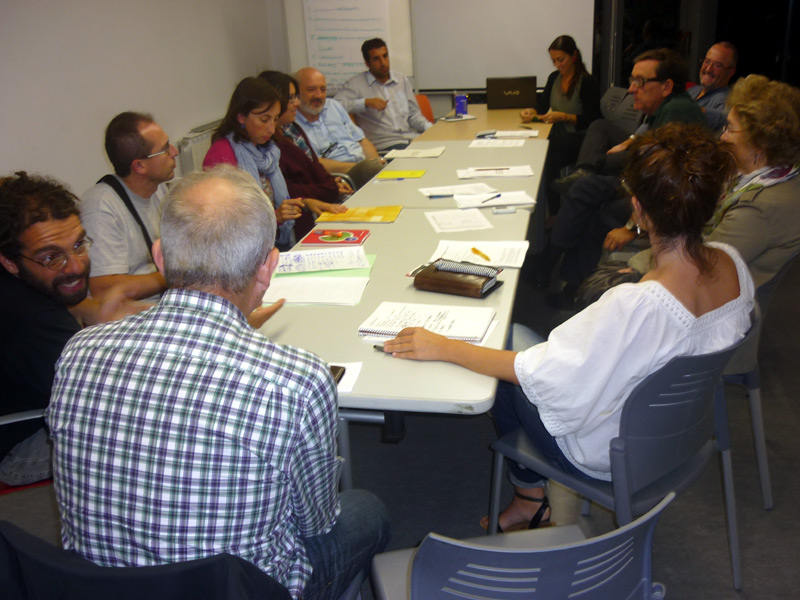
[97,174,154,261]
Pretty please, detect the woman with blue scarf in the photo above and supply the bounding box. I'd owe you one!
[204,77,342,250]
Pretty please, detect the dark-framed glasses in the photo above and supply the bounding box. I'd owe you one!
[17,237,93,270]
[628,76,663,89]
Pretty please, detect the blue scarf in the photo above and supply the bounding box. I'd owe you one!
[226,132,293,247]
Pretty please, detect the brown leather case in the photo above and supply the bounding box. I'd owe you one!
[413,263,502,298]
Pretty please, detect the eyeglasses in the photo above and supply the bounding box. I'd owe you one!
[721,123,742,134]
[142,142,172,159]
[628,76,663,89]
[17,237,93,270]
[702,58,733,71]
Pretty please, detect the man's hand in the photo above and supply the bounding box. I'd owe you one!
[365,98,388,111]
[607,137,633,154]
[520,108,538,122]
[335,177,353,195]
[302,198,348,216]
[604,227,637,251]
[275,198,305,224]
[247,299,285,329]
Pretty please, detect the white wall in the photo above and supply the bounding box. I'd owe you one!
[0,0,289,195]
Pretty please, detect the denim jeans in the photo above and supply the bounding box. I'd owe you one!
[493,324,588,487]
[300,489,390,600]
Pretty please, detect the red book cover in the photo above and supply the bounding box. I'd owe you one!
[300,229,371,245]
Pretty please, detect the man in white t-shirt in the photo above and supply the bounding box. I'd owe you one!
[82,112,178,300]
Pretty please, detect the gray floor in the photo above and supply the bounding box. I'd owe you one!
[3,261,799,599]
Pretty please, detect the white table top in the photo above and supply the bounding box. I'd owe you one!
[258,139,546,415]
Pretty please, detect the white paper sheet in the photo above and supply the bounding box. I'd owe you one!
[492,130,539,138]
[429,240,530,268]
[457,165,534,179]
[333,362,362,393]
[453,190,535,208]
[263,276,370,305]
[384,146,445,158]
[276,246,369,274]
[418,182,496,198]
[469,139,526,148]
[424,209,493,233]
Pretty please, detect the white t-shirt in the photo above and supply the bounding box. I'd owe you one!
[81,177,165,280]
[514,242,754,480]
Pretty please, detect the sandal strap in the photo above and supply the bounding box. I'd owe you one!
[512,491,550,529]
[514,490,547,504]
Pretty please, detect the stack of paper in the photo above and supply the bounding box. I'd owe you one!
[453,191,535,209]
[358,302,495,343]
[418,183,497,198]
[492,130,539,138]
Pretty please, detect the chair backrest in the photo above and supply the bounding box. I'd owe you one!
[410,493,674,599]
[416,94,434,123]
[600,86,642,136]
[0,521,290,600]
[610,329,750,505]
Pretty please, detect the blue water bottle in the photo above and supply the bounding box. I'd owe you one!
[454,92,468,116]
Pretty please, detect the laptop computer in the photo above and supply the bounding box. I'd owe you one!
[486,76,537,109]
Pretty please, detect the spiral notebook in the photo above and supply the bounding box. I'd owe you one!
[358,302,495,342]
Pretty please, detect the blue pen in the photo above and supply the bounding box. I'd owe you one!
[428,194,454,198]
[480,193,502,204]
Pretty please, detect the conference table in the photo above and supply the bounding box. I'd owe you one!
[416,104,552,142]
[260,110,550,488]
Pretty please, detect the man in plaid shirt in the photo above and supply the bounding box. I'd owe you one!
[47,165,389,599]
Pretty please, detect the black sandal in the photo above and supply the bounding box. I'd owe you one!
[482,491,552,533]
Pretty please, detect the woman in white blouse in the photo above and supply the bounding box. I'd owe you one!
[382,123,754,532]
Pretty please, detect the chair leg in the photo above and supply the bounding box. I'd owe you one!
[581,498,592,517]
[746,385,774,510]
[720,448,743,590]
[488,449,504,535]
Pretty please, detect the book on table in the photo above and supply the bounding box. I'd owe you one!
[358,301,495,342]
[300,229,371,245]
[317,205,403,223]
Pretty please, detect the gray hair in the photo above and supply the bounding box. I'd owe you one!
[160,165,277,294]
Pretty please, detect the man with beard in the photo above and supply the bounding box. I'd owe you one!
[295,67,384,189]
[335,38,432,152]
[688,42,737,130]
[0,172,144,488]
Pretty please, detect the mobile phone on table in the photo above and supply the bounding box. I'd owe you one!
[330,365,346,384]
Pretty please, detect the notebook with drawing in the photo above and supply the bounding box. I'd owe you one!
[358,302,495,342]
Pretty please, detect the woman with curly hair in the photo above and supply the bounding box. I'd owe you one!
[381,124,754,531]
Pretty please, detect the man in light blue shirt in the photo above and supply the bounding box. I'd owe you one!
[295,68,383,188]
[687,42,737,131]
[335,38,432,152]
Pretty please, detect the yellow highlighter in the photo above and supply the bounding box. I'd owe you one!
[471,247,491,262]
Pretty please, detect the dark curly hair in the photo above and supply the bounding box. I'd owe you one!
[623,123,737,274]
[0,171,80,258]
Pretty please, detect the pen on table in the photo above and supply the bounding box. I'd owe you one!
[474,167,510,171]
[427,194,454,198]
[480,193,501,204]
[520,125,533,130]
[471,247,491,262]
[373,344,386,353]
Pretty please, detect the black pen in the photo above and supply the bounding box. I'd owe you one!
[373,344,386,352]
[480,193,501,204]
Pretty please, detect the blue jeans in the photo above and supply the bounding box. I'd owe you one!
[493,324,588,487]
[300,489,390,600]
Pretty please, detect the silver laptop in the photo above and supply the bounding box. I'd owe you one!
[486,76,537,109]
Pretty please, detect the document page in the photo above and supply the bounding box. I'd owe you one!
[469,139,526,148]
[453,190,535,208]
[429,240,530,268]
[276,246,370,274]
[418,182,496,197]
[358,302,496,342]
[425,208,493,233]
[457,165,534,179]
[384,146,445,158]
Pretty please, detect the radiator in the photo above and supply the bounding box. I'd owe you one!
[176,120,221,177]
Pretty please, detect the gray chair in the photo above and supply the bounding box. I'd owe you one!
[599,86,642,136]
[719,254,797,511]
[489,328,750,590]
[372,492,674,600]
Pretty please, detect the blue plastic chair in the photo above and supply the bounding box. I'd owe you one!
[372,492,674,599]
[489,328,750,590]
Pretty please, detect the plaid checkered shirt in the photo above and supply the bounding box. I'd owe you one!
[47,288,342,598]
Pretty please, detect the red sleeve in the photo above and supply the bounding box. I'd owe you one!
[276,138,339,203]
[203,138,238,169]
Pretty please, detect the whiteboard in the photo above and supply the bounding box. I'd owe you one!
[410,0,595,90]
